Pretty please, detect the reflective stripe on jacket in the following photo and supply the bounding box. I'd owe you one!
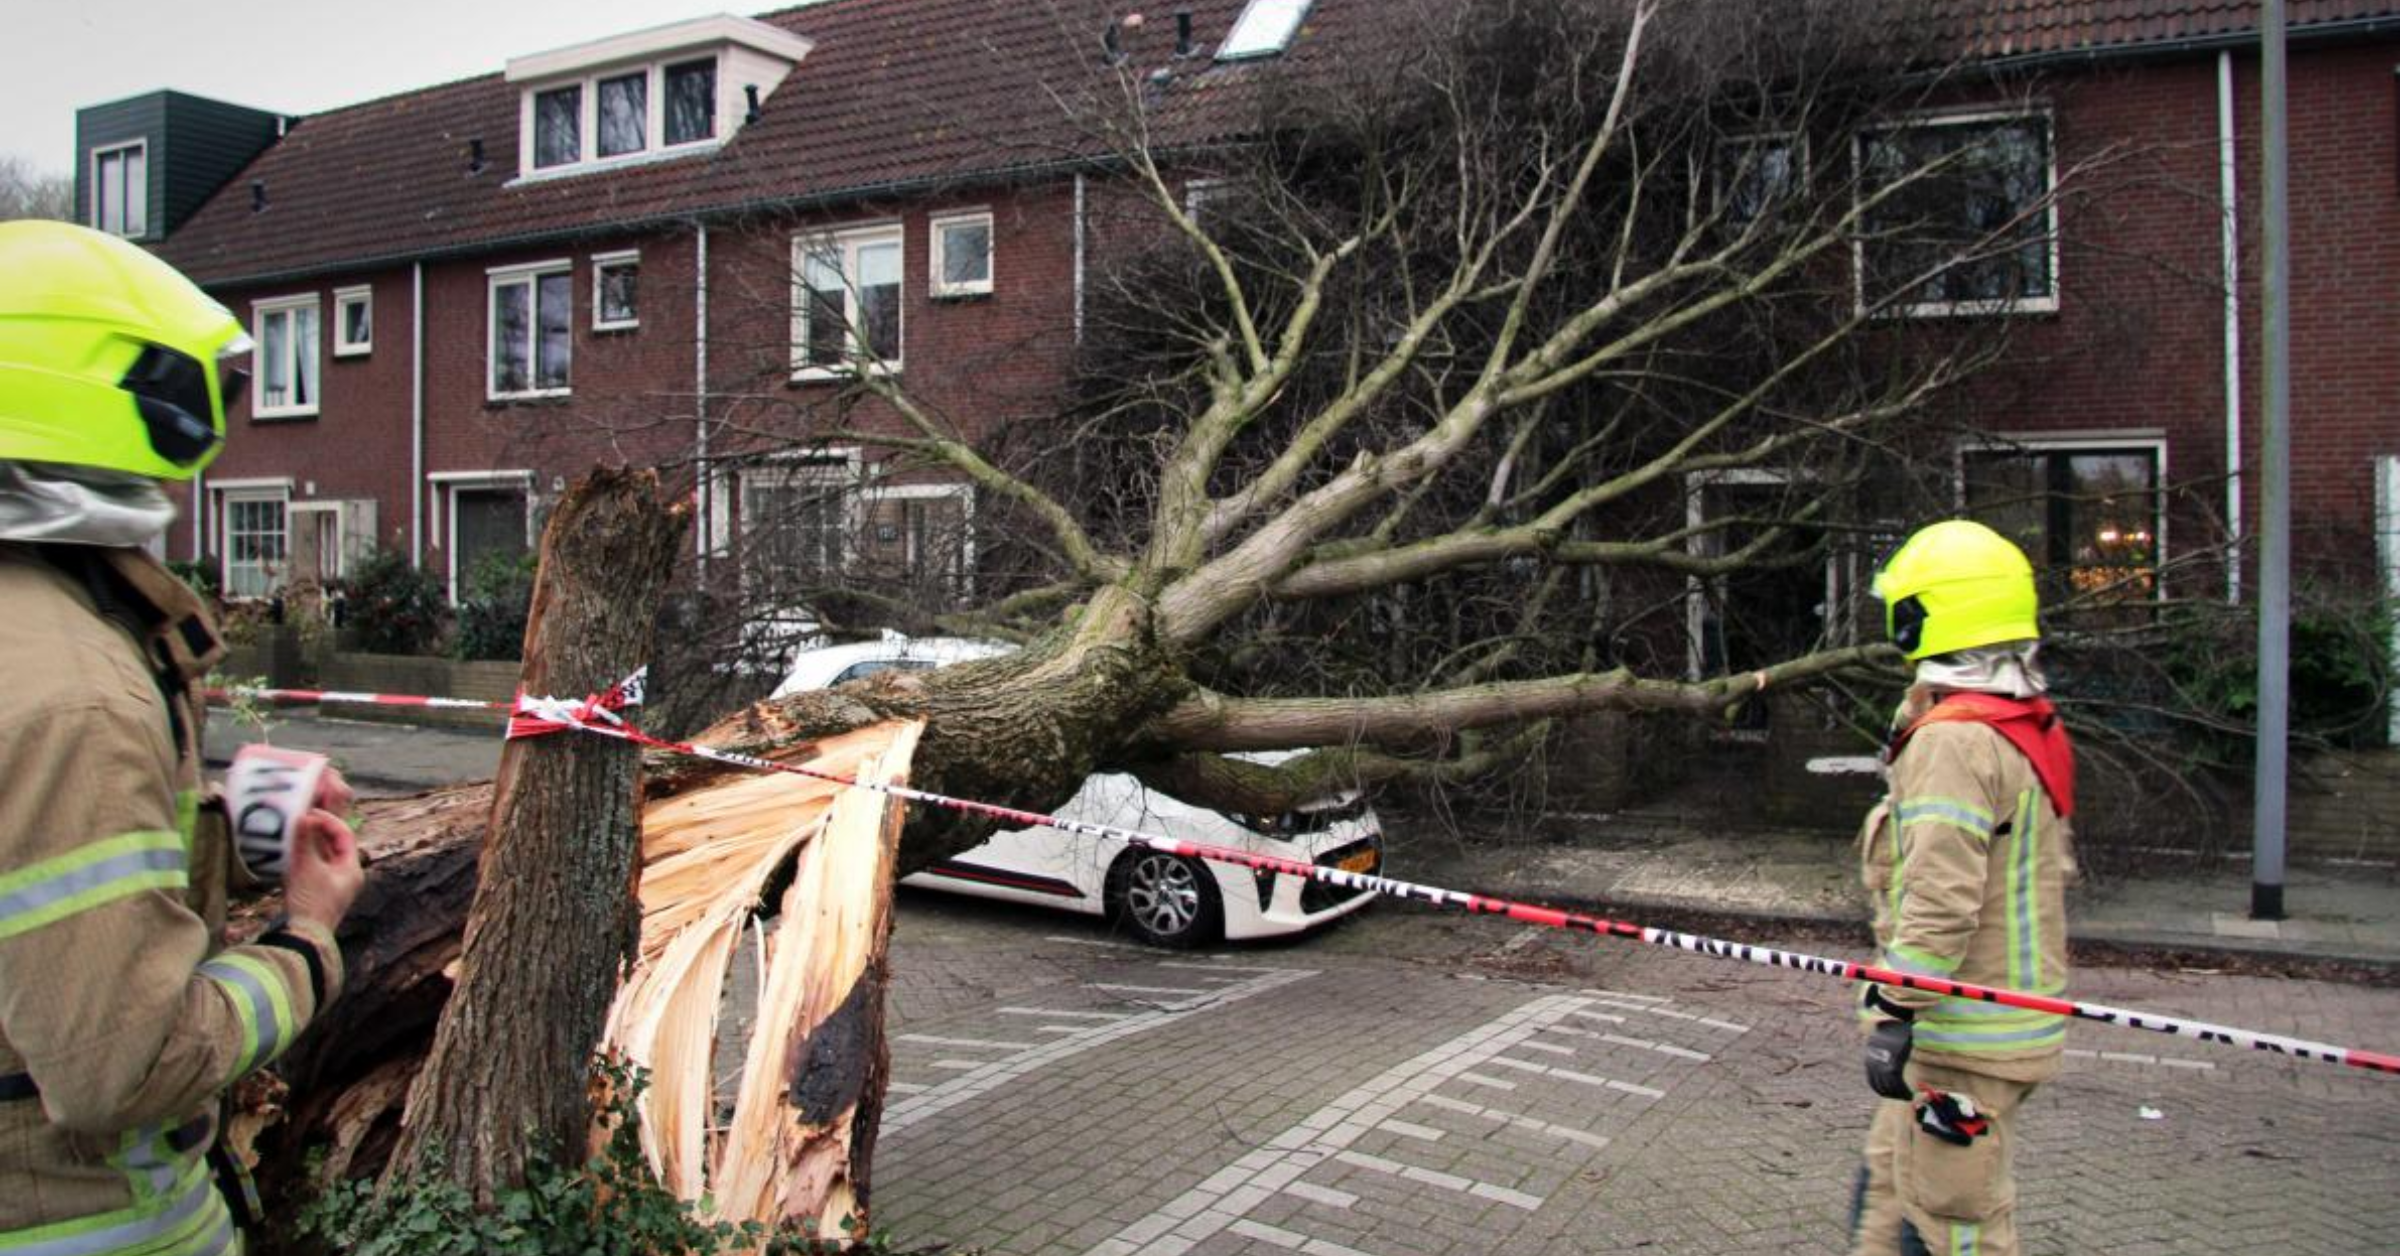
[0,544,344,1248]
[1858,717,2076,1083]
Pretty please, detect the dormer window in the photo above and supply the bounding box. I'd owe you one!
[664,60,717,145]
[534,86,581,169]
[598,73,648,158]
[506,15,809,181]
[527,58,716,172]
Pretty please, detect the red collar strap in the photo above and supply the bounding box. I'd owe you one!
[1892,692,2076,820]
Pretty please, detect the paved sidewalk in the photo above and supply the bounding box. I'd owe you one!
[213,709,2400,971]
[1394,824,2400,970]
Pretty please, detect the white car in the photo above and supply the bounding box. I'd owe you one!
[773,635,1384,946]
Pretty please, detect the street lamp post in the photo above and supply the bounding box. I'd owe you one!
[2252,0,2292,921]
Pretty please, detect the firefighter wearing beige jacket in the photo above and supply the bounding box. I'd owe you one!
[0,221,364,1254]
[1849,520,2078,1256]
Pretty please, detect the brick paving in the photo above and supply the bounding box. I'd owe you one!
[879,898,2400,1256]
[232,710,2400,1252]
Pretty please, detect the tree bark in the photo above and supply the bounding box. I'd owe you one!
[384,468,687,1199]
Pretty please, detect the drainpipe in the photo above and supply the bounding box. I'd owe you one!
[411,262,425,568]
[191,470,204,563]
[696,223,711,572]
[2219,50,2244,603]
[1073,173,1088,344]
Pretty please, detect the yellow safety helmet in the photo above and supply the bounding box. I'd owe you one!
[0,220,244,481]
[1872,519,2039,660]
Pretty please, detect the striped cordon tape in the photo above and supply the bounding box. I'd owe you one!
[210,672,2400,1078]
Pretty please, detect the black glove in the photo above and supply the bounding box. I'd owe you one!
[1864,996,1915,1101]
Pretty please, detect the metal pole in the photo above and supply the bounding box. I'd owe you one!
[2252,0,2292,920]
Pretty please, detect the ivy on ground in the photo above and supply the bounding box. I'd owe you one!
[298,1061,930,1255]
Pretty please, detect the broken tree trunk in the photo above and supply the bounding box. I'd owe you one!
[384,467,687,1199]
[602,720,922,1235]
[239,595,1187,1219]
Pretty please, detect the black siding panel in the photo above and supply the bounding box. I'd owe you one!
[74,95,167,236]
[159,93,284,235]
[72,90,285,242]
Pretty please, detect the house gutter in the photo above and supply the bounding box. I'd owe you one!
[411,262,425,568]
[2218,50,2245,603]
[1968,15,2400,74]
[175,152,1156,292]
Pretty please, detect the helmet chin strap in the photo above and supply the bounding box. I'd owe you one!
[0,460,177,548]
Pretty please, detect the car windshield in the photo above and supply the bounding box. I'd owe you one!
[829,659,936,685]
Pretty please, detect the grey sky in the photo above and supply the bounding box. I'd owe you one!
[5,0,789,176]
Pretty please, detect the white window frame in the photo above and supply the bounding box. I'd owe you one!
[1956,432,2167,603]
[712,450,861,648]
[928,210,995,299]
[251,294,323,419]
[866,481,978,601]
[1682,469,1841,682]
[1183,177,1230,221]
[514,52,725,181]
[1716,131,1808,227]
[213,479,293,601]
[789,225,905,379]
[332,285,373,357]
[1853,107,2060,320]
[487,260,575,401]
[709,449,862,561]
[430,470,536,601]
[592,250,641,331]
[89,140,147,238]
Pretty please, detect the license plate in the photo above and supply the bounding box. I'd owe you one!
[1336,849,1380,874]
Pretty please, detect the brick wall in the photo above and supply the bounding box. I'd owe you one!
[174,179,1087,600]
[176,266,419,574]
[2287,750,2400,862]
[1952,41,2400,580]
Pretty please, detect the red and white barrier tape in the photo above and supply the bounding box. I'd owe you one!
[204,686,505,712]
[206,668,648,729]
[219,675,2400,1078]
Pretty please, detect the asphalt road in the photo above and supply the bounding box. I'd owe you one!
[877,890,2400,1256]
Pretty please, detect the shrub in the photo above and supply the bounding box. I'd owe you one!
[168,556,221,602]
[2148,585,2392,760]
[454,550,537,662]
[340,549,448,656]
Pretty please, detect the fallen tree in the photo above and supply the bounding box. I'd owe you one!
[245,0,2134,1229]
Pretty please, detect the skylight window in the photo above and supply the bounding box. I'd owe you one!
[1218,0,1313,60]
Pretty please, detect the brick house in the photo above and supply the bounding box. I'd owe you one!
[71,1,2400,685]
[1651,2,2400,705]
[73,1,1300,618]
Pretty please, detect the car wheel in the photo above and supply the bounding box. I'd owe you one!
[1107,850,1223,948]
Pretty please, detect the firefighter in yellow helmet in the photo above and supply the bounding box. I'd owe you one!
[0,221,363,1252]
[1848,520,2076,1256]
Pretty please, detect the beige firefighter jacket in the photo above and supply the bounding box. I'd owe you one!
[0,543,344,1254]
[1858,716,2075,1083]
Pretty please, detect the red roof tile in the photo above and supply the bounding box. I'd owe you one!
[158,0,1306,285]
[1923,0,2400,59]
[155,0,2400,285]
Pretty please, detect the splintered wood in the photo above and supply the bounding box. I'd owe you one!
[601,719,922,1243]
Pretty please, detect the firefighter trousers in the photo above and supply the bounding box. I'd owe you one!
[1850,1059,2039,1256]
